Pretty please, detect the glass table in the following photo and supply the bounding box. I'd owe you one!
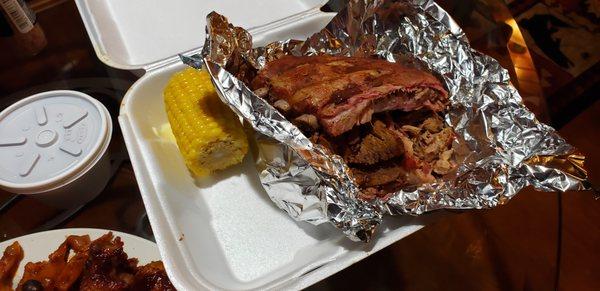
[1,0,598,290]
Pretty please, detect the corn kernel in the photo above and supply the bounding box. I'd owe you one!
[164,68,248,176]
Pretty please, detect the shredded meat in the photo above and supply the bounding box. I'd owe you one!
[353,164,405,187]
[350,114,455,198]
[402,116,454,164]
[308,112,455,198]
[344,120,405,165]
[433,149,455,175]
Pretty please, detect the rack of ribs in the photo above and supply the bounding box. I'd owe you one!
[252,55,455,198]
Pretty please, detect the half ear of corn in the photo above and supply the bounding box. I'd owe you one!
[164,67,248,176]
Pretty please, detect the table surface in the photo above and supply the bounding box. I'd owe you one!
[0,1,598,290]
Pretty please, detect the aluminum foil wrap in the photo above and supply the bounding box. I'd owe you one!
[183,0,590,242]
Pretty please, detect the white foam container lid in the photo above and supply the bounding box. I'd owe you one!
[74,1,429,289]
[0,90,111,194]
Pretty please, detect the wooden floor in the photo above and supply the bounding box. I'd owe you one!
[311,100,599,290]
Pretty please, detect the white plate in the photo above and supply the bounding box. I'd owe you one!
[0,228,161,289]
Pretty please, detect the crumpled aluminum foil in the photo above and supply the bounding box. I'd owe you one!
[182,0,590,242]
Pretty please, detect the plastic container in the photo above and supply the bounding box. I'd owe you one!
[0,90,112,208]
[75,0,428,289]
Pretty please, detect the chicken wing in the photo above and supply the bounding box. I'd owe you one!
[0,242,23,291]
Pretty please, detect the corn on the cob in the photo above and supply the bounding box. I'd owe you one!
[164,67,248,176]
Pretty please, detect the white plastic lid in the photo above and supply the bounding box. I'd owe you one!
[75,0,328,70]
[0,90,112,194]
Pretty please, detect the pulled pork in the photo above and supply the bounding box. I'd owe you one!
[312,112,455,199]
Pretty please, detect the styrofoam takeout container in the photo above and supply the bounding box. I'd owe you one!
[0,90,112,208]
[75,0,429,289]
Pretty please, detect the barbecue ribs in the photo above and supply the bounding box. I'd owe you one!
[252,55,455,198]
